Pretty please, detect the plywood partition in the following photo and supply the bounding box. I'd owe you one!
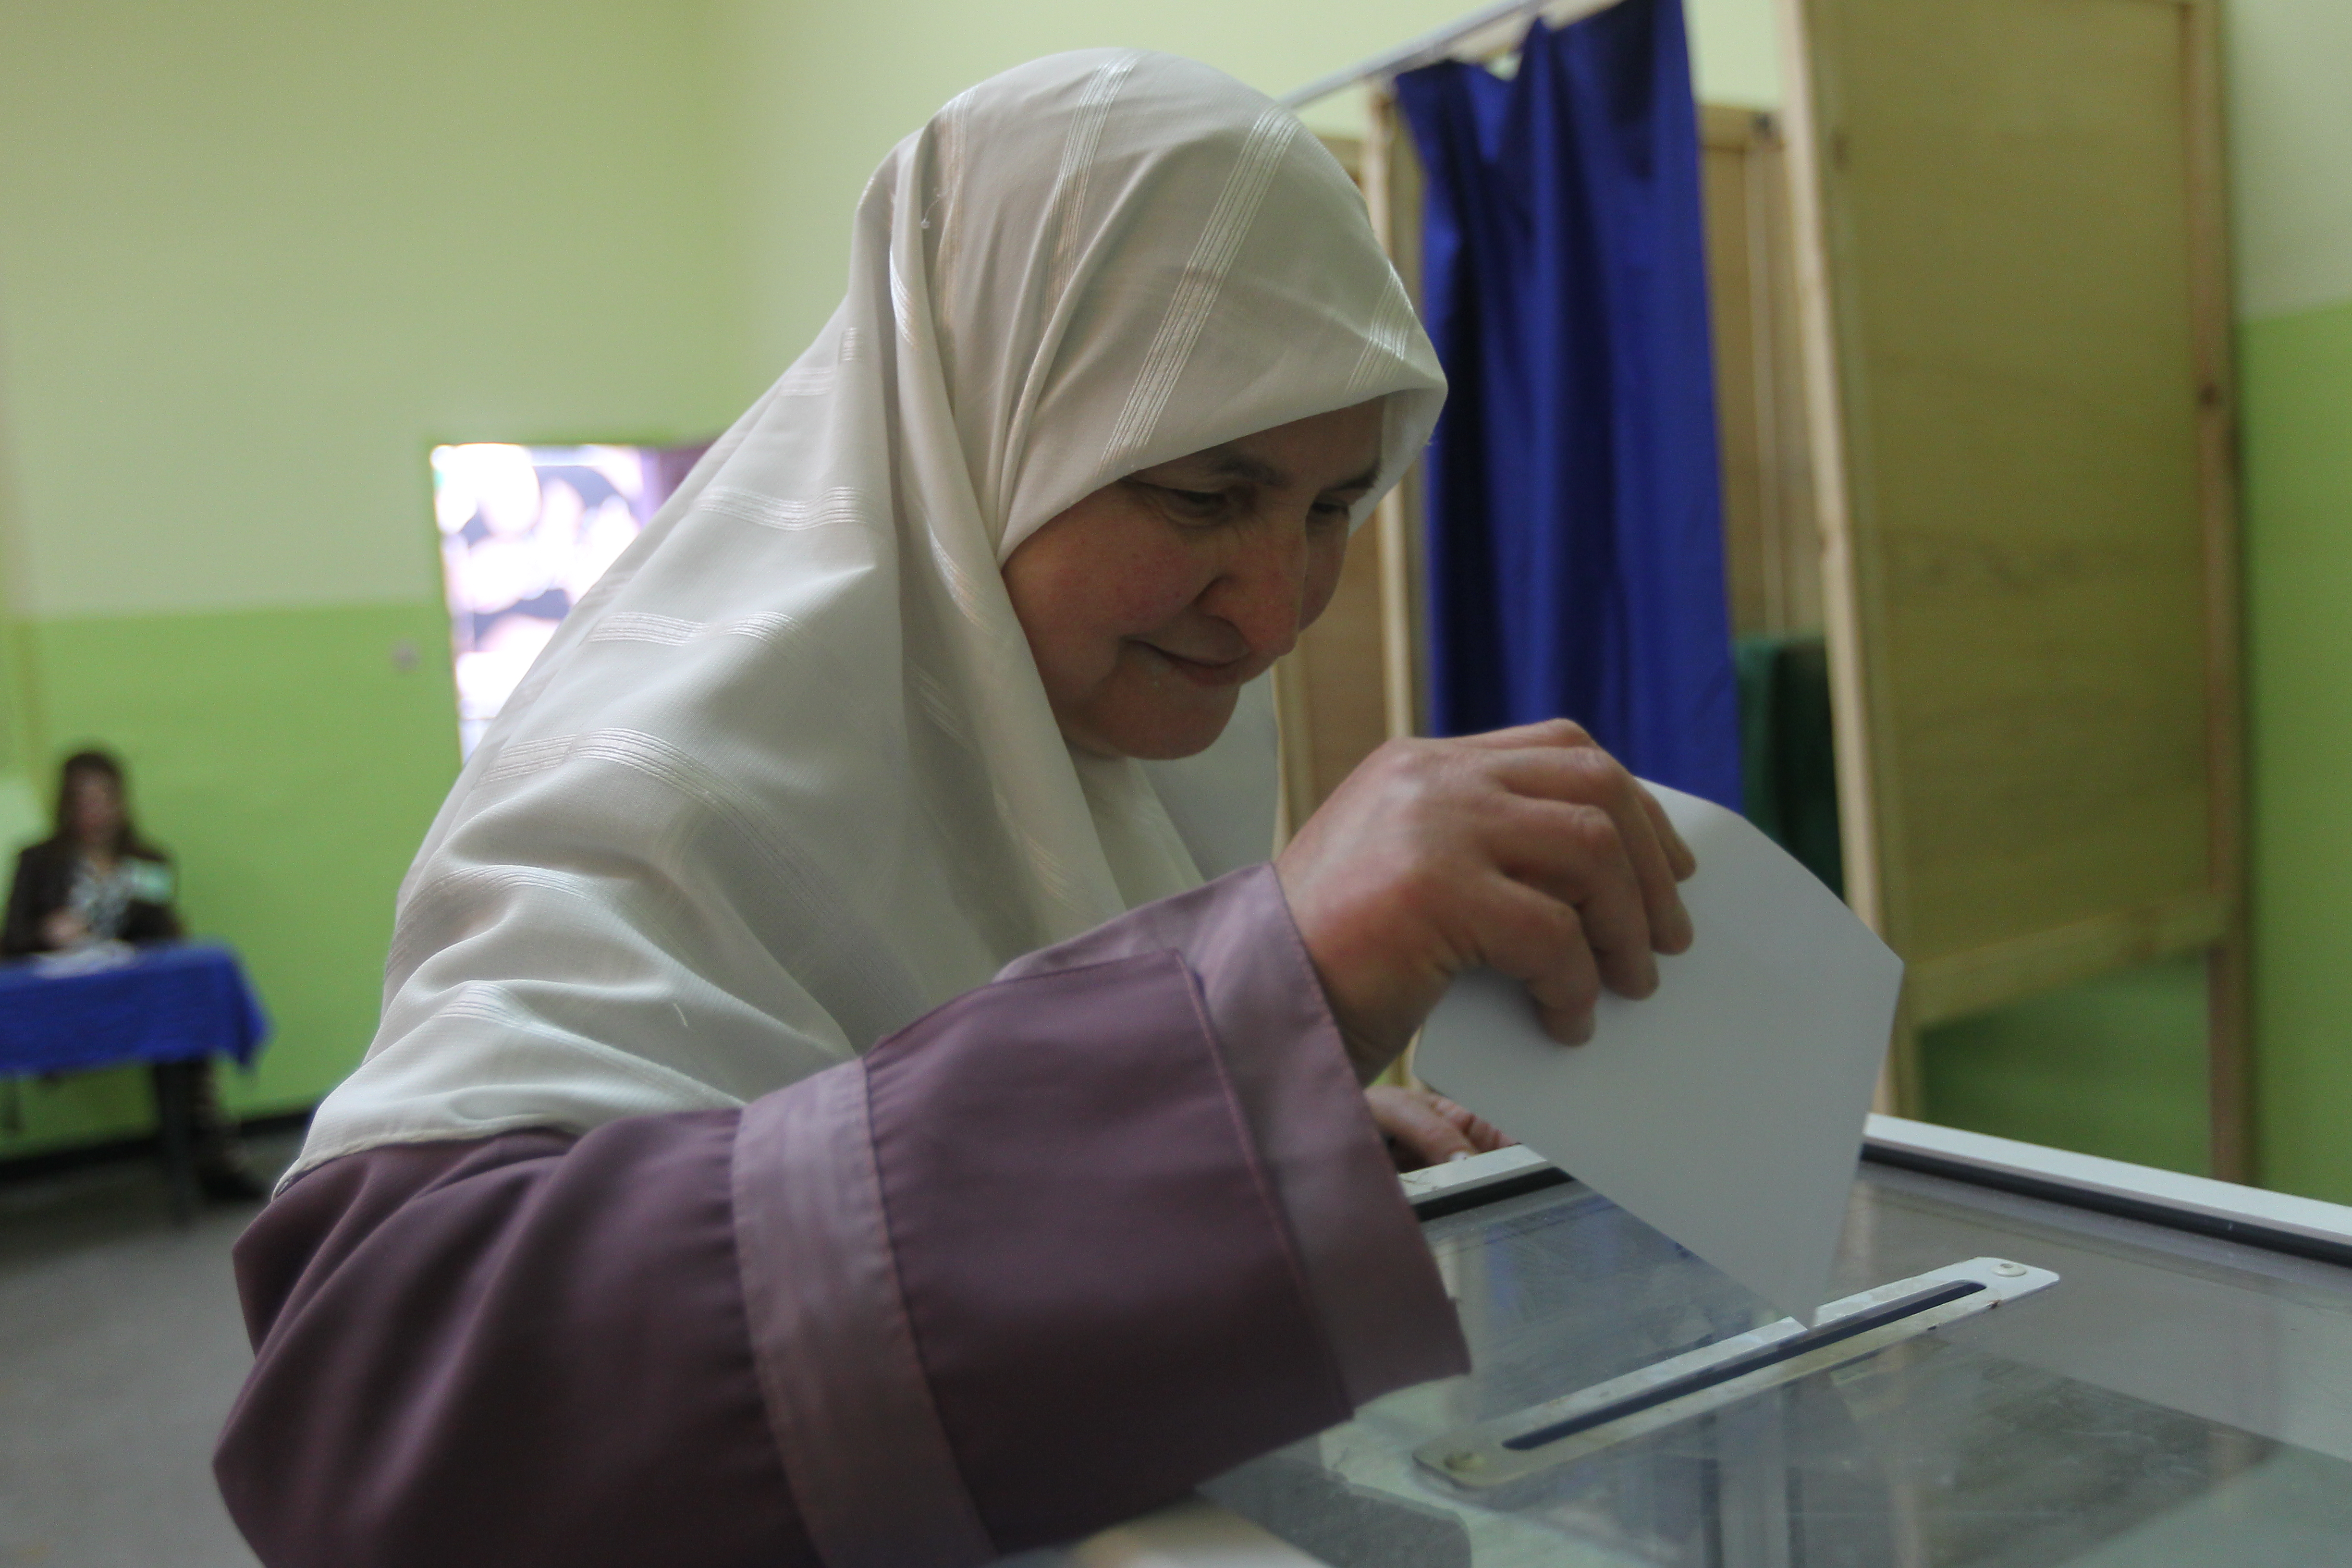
[1362,96,1431,744]
[1775,0,2248,1170]
[1273,124,1430,832]
[1701,105,1822,643]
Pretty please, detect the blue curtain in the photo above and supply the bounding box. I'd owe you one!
[1397,0,1741,808]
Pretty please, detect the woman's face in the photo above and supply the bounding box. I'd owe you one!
[67,771,123,847]
[1004,401,1385,760]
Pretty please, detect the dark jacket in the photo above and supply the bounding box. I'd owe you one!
[2,839,182,957]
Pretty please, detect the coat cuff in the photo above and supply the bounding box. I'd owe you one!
[997,865,1470,1408]
[731,1063,995,1568]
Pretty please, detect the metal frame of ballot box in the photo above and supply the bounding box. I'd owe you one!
[1399,1118,2352,1266]
[1169,1121,2352,1568]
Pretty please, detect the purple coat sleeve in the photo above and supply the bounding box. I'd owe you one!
[216,865,1466,1568]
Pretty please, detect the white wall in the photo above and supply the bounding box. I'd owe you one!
[711,0,1781,378]
[2226,0,2352,320]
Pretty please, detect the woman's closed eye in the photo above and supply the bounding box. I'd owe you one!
[1134,482,1241,524]
[1132,482,1364,530]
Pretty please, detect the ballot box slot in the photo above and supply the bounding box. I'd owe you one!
[1414,1255,2059,1497]
[1501,1278,1984,1451]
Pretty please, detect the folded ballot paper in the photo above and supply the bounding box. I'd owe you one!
[1415,782,1904,1323]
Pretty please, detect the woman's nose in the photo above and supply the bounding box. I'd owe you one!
[1204,523,1313,658]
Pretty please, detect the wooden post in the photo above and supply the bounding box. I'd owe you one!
[2182,0,2253,1182]
[1364,89,1427,743]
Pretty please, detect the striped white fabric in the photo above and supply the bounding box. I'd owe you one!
[297,51,1445,1176]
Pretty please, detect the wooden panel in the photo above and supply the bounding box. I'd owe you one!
[1274,132,1406,819]
[1365,96,1430,741]
[1833,0,2210,960]
[1707,110,1772,638]
[1289,529,1394,807]
[1783,0,2243,1155]
[2180,0,2251,1180]
[1703,106,1822,640]
[1907,890,2225,1028]
[1797,0,2218,946]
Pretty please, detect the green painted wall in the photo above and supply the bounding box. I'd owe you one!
[2230,0,2352,1205]
[1923,959,2212,1176]
[0,604,459,1155]
[2243,295,2352,1203]
[0,341,40,843]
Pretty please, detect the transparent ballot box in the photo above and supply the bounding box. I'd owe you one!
[1202,1122,2352,1568]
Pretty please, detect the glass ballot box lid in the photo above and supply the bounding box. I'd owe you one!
[1203,1122,2352,1568]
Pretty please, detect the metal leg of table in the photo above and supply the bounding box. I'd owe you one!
[150,1059,200,1226]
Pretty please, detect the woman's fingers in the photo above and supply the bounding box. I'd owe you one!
[1470,877,1604,1043]
[1484,796,1658,998]
[1429,1096,1515,1152]
[1369,1088,1520,1171]
[1440,715,1694,900]
[1443,716,1596,752]
[1493,746,1692,957]
[1365,1086,1481,1169]
[1635,779,1698,884]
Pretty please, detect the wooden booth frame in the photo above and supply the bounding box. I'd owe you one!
[1285,0,2245,1175]
[1776,0,2247,1172]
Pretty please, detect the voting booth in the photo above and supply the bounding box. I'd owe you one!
[1277,0,2249,1168]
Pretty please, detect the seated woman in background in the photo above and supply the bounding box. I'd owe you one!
[3,749,261,1200]
[217,51,1692,1568]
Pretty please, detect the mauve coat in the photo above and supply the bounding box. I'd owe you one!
[215,866,1469,1568]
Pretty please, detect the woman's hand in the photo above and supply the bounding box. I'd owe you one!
[1366,1085,1513,1170]
[40,909,88,950]
[1276,719,1697,1080]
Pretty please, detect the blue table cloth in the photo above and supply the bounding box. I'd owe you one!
[0,943,269,1077]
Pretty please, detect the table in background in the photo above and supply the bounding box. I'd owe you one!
[0,943,270,1220]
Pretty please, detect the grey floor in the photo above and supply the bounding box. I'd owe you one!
[0,1132,301,1568]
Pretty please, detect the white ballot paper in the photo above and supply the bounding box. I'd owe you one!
[1414,782,1904,1323]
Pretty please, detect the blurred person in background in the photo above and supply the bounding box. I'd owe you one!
[3,748,262,1200]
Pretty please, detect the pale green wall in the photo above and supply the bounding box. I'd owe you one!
[2226,0,2352,321]
[2243,294,2352,1202]
[2229,0,2352,1205]
[1923,958,2211,1176]
[0,338,40,836]
[0,0,757,622]
[0,311,50,935]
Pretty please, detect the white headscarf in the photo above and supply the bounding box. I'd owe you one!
[296,50,1446,1176]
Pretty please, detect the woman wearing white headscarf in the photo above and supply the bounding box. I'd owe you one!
[217,50,1691,1568]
